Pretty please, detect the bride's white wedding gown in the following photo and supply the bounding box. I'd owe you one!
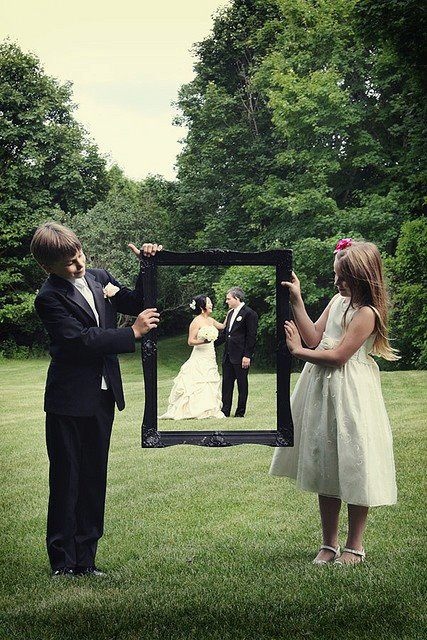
[160,341,225,420]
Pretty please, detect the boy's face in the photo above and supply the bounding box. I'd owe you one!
[43,249,86,280]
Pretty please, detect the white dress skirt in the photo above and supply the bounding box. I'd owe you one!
[160,341,225,420]
[269,295,397,507]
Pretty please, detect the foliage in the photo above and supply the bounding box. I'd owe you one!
[69,166,181,333]
[387,219,427,369]
[251,0,425,254]
[71,167,171,284]
[0,41,109,348]
[356,0,427,76]
[1,2,426,367]
[174,0,283,250]
[172,0,426,367]
[0,291,46,352]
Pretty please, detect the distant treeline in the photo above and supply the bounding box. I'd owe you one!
[0,0,425,367]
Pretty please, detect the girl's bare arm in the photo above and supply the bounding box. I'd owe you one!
[282,271,338,348]
[285,307,376,367]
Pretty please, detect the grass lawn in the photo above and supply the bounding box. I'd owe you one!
[0,338,426,640]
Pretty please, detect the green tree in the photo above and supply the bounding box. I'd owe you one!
[356,0,426,77]
[174,0,283,250]
[173,0,425,369]
[387,219,427,368]
[71,167,172,282]
[70,167,183,335]
[0,42,109,350]
[252,0,425,252]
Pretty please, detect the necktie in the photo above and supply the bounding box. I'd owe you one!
[74,278,99,325]
[73,278,108,390]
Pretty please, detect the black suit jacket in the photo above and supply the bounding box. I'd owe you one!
[35,268,144,416]
[216,305,258,365]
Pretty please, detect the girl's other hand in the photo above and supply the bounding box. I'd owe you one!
[284,320,302,355]
[281,271,302,304]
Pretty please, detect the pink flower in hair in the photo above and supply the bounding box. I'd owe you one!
[334,238,353,253]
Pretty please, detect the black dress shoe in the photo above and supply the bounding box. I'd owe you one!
[52,567,75,578]
[76,566,107,577]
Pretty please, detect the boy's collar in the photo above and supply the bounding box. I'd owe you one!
[47,270,104,325]
[48,270,95,288]
[48,273,73,290]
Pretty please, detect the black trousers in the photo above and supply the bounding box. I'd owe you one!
[45,390,115,570]
[221,354,249,417]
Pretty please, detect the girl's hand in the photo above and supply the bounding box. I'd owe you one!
[284,320,302,355]
[281,271,302,304]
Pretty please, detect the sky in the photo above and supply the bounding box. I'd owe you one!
[1,0,230,180]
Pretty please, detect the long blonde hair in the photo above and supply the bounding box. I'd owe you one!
[335,241,399,360]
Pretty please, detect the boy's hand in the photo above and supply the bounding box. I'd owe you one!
[284,320,302,355]
[128,243,163,258]
[132,308,160,339]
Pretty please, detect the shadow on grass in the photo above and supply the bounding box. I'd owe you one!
[1,588,413,640]
[1,537,419,640]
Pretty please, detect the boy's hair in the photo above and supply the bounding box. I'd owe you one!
[335,241,399,361]
[228,287,245,302]
[30,222,82,266]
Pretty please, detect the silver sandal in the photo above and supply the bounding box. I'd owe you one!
[334,547,366,565]
[312,545,341,565]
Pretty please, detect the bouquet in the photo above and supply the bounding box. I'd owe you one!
[197,326,219,342]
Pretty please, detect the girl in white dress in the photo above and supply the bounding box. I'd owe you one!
[270,239,398,565]
[160,295,228,420]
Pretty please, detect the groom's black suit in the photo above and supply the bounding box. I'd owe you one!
[35,268,142,571]
[216,305,258,417]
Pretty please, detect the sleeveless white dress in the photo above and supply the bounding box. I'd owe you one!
[270,295,397,507]
[160,341,225,420]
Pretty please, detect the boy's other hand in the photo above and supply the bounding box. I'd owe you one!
[128,243,163,258]
[132,308,160,339]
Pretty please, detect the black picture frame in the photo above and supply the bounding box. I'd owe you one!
[140,249,293,447]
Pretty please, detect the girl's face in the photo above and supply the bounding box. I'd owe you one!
[205,297,213,314]
[333,258,351,297]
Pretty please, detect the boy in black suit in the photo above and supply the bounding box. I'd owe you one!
[216,287,258,417]
[31,222,160,577]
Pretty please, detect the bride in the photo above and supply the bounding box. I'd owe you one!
[160,295,228,420]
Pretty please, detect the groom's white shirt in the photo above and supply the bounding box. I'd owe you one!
[228,302,245,332]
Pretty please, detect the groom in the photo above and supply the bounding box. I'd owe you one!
[216,287,258,418]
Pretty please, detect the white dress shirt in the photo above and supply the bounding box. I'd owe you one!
[228,302,245,332]
[72,277,108,390]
